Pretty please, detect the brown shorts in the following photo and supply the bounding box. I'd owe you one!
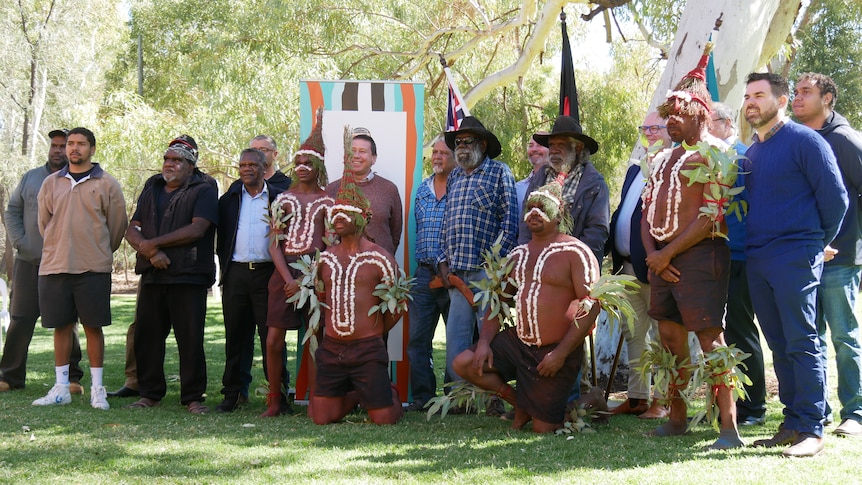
[648,238,729,332]
[314,335,394,410]
[266,267,305,330]
[488,327,582,424]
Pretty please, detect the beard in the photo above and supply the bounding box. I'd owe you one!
[746,102,780,129]
[455,143,484,170]
[548,149,578,172]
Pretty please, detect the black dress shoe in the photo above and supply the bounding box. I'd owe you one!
[107,386,140,398]
[738,415,766,426]
[216,394,249,413]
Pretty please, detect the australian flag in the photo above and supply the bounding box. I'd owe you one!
[444,64,471,131]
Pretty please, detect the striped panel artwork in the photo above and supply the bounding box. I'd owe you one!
[296,80,425,403]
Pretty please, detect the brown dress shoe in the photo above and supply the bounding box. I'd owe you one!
[638,399,670,419]
[833,418,862,437]
[69,382,84,395]
[782,433,824,457]
[753,426,798,448]
[610,399,648,415]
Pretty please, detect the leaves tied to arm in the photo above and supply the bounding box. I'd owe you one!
[287,251,327,359]
[678,140,747,239]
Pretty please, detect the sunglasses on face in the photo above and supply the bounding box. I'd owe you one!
[453,136,480,147]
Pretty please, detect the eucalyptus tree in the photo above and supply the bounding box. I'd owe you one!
[790,0,862,126]
[0,0,124,160]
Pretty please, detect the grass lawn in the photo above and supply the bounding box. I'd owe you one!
[1,294,860,484]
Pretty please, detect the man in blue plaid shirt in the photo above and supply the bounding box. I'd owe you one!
[406,136,456,411]
[437,117,519,385]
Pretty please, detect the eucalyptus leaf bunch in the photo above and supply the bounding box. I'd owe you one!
[287,251,327,358]
[678,140,747,238]
[637,340,698,410]
[688,345,752,431]
[425,380,494,420]
[584,273,640,335]
[369,268,415,317]
[471,235,517,327]
[264,200,294,247]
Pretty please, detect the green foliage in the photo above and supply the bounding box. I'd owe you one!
[617,0,684,47]
[689,345,752,431]
[471,235,518,327]
[579,39,663,199]
[0,0,124,163]
[425,380,494,420]
[287,252,326,358]
[369,268,415,317]
[265,199,294,248]
[638,340,751,432]
[588,273,639,335]
[791,0,862,126]
[678,140,745,238]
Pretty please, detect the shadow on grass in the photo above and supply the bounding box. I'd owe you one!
[2,295,852,482]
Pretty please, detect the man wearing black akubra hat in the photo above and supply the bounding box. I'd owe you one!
[518,115,609,267]
[125,134,219,414]
[437,116,519,390]
[0,129,85,394]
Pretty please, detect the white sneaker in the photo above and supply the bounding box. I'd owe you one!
[32,383,72,406]
[90,385,110,410]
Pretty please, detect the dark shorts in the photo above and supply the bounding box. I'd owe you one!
[648,238,729,332]
[489,327,582,424]
[38,272,112,329]
[314,335,394,410]
[266,267,305,330]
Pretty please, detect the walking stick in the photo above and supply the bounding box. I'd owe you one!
[605,332,625,401]
[589,331,597,387]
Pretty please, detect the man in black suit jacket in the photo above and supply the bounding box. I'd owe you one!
[215,148,287,413]
[605,112,670,419]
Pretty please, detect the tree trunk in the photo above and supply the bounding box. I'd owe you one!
[629,0,801,161]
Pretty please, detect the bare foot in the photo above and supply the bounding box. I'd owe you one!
[512,407,532,430]
[259,406,282,418]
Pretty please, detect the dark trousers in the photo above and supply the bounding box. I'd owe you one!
[748,245,827,437]
[135,283,208,405]
[724,259,766,419]
[220,263,288,398]
[0,259,82,388]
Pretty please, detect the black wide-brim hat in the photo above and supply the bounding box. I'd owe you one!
[444,116,502,159]
[532,115,599,155]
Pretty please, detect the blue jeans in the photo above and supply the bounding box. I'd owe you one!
[748,245,827,437]
[445,269,488,381]
[817,263,862,423]
[407,265,451,404]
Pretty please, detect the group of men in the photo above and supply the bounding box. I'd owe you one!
[404,67,862,459]
[2,66,860,454]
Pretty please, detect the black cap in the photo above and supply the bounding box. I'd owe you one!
[48,128,69,139]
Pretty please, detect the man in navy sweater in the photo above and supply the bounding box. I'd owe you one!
[744,72,848,457]
[793,72,862,438]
